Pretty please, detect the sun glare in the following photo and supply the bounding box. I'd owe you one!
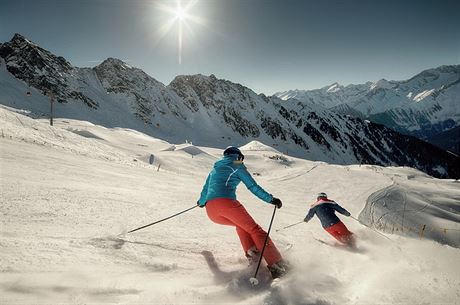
[154,0,202,65]
[176,6,186,21]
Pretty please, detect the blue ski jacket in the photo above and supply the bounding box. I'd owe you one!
[198,155,273,206]
[304,199,351,229]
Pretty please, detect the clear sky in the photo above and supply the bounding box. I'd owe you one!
[1,0,459,95]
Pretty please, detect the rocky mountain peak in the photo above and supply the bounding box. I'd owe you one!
[0,33,72,72]
[169,73,259,108]
[402,64,460,86]
[0,33,75,101]
[370,78,394,90]
[10,33,34,45]
[97,57,132,70]
[326,82,342,92]
[171,74,215,86]
[94,57,164,92]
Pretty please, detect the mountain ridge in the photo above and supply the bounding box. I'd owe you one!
[274,64,460,149]
[1,33,458,178]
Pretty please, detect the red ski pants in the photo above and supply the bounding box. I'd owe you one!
[325,221,354,245]
[205,198,282,266]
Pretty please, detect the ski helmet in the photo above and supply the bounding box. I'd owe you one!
[317,192,327,199]
[223,146,244,161]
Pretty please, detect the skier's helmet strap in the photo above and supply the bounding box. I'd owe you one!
[224,146,244,161]
[317,192,327,199]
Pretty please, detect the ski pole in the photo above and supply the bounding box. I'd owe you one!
[350,215,393,241]
[250,205,277,286]
[125,205,198,234]
[276,221,304,232]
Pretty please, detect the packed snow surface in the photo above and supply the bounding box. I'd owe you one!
[1,106,459,305]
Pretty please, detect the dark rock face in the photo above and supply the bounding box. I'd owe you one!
[0,33,98,108]
[261,117,287,141]
[94,58,164,123]
[426,126,460,155]
[222,107,260,137]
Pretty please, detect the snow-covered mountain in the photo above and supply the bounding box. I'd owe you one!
[276,82,373,109]
[274,65,460,148]
[0,33,459,178]
[0,33,99,108]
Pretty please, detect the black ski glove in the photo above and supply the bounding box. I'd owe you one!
[271,197,282,209]
[197,201,204,208]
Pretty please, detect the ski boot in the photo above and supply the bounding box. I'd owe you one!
[267,259,290,279]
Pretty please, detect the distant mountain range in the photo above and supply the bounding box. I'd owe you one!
[275,66,460,153]
[0,33,458,179]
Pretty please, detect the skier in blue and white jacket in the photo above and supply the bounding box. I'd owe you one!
[197,146,288,278]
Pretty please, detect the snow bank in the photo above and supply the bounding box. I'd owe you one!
[240,140,281,153]
[174,143,209,156]
[359,176,460,247]
[0,106,138,166]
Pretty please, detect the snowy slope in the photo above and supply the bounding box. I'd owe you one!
[1,107,459,304]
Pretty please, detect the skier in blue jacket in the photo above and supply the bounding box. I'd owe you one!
[198,146,288,278]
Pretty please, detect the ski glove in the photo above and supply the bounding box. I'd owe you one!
[271,197,282,209]
[197,201,204,208]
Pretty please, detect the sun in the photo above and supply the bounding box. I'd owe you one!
[154,0,203,65]
[175,5,186,21]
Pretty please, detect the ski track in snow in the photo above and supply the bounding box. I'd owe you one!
[1,107,459,305]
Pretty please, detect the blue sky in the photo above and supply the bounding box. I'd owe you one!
[1,0,459,94]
